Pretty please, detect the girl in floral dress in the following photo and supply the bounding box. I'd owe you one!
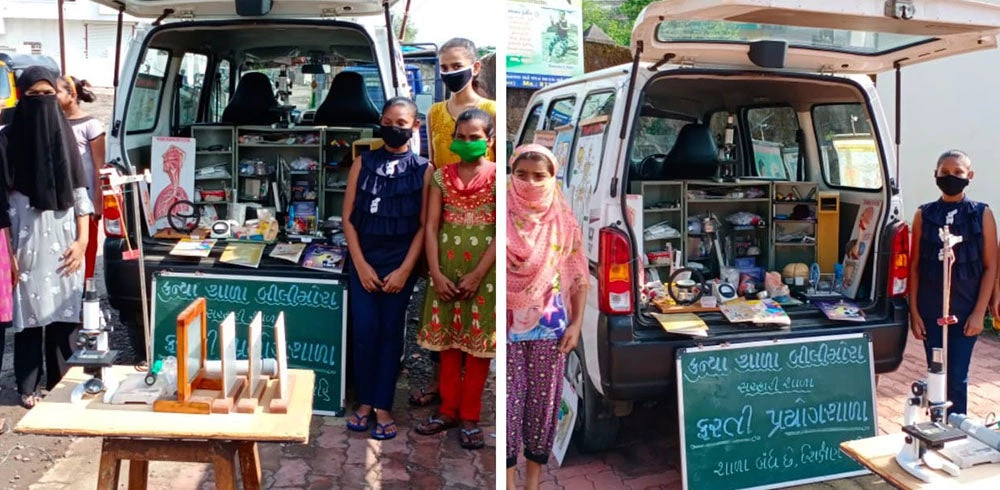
[415,109,496,449]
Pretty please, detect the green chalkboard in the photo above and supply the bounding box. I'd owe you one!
[151,272,346,415]
[677,333,876,490]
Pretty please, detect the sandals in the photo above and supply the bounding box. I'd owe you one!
[408,387,441,407]
[346,411,373,432]
[415,415,457,436]
[372,421,397,441]
[20,393,41,409]
[459,427,485,450]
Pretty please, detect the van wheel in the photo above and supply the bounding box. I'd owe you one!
[566,348,620,453]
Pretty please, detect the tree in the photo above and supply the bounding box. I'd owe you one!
[582,0,656,46]
[391,13,419,43]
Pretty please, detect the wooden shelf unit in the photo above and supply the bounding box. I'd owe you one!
[191,125,236,223]
[771,181,819,273]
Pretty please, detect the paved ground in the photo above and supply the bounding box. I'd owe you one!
[516,332,1000,489]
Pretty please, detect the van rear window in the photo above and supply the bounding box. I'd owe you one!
[813,104,883,190]
[127,48,170,133]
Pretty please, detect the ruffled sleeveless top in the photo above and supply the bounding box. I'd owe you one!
[350,148,428,269]
[916,198,987,321]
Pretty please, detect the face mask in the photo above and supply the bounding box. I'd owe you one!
[380,124,413,149]
[450,139,488,163]
[936,174,969,197]
[511,175,555,208]
[442,66,474,93]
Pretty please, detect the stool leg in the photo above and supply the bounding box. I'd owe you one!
[211,443,239,490]
[97,440,122,490]
[128,460,149,490]
[238,442,262,490]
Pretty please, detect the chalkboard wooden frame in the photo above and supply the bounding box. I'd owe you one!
[151,272,347,415]
[676,333,877,490]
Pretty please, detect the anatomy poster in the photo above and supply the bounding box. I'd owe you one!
[150,137,196,233]
[568,117,607,234]
[841,199,881,299]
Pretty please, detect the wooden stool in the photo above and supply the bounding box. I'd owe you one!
[97,438,262,490]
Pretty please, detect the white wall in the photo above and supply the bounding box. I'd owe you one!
[0,18,133,86]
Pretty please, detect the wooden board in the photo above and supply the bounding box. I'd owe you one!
[15,366,314,443]
[841,434,1000,489]
[270,313,291,413]
[237,312,266,413]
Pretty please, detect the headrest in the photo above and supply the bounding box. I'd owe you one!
[662,123,719,179]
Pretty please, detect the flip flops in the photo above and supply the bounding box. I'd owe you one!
[459,427,485,450]
[408,387,441,407]
[372,421,397,440]
[346,411,372,432]
[415,415,457,436]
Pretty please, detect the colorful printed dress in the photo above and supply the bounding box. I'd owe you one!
[418,162,496,358]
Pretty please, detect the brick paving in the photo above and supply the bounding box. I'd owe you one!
[517,332,1000,490]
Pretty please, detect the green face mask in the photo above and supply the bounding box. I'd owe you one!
[450,139,489,163]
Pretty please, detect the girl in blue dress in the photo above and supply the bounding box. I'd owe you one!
[342,97,432,439]
[909,150,997,415]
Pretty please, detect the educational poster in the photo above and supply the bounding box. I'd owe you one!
[552,377,578,466]
[568,117,608,233]
[553,124,575,183]
[532,130,557,149]
[841,199,882,298]
[150,136,196,233]
[752,140,787,179]
[507,0,584,88]
[832,137,881,189]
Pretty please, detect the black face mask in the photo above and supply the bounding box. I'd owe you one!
[936,174,969,197]
[442,67,473,93]
[380,124,413,149]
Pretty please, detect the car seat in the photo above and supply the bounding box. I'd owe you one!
[221,72,281,126]
[661,123,719,180]
[312,71,380,129]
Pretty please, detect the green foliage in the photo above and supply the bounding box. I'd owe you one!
[583,0,655,46]
[391,14,419,43]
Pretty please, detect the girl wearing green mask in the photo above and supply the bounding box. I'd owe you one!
[414,108,496,450]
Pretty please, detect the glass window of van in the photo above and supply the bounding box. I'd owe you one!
[0,65,10,99]
[208,59,231,123]
[175,53,208,128]
[518,102,543,146]
[545,97,577,130]
[746,106,800,180]
[566,91,615,189]
[127,48,170,133]
[813,104,883,190]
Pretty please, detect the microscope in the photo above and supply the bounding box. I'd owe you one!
[67,278,120,403]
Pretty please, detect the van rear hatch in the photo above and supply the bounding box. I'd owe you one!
[91,0,397,18]
[632,0,1000,73]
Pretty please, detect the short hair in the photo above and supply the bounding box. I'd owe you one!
[454,108,494,138]
[440,38,477,62]
[381,96,418,117]
[937,149,971,167]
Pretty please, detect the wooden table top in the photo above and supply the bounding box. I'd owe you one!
[15,366,314,443]
[841,433,1000,489]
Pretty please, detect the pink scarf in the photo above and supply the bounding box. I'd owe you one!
[507,144,588,312]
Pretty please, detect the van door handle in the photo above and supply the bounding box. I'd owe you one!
[111,120,122,138]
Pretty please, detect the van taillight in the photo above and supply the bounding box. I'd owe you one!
[103,194,124,238]
[599,227,634,315]
[889,223,910,298]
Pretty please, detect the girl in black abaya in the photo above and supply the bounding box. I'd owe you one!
[1,66,93,408]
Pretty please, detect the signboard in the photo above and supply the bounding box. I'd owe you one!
[677,334,876,490]
[507,0,584,88]
[151,272,347,415]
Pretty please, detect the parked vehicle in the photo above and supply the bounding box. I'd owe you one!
[514,0,1000,452]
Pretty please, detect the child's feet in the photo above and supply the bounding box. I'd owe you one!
[459,420,484,450]
[372,410,397,440]
[346,405,373,432]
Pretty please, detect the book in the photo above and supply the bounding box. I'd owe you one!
[302,243,347,273]
[220,242,265,268]
[815,300,866,322]
[649,312,709,337]
[169,238,216,258]
[269,242,307,264]
[720,299,791,326]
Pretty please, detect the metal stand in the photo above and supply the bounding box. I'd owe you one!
[896,210,966,481]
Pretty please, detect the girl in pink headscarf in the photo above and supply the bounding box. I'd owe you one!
[506,144,588,487]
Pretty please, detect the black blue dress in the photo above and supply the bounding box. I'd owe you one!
[348,147,427,411]
[916,197,987,415]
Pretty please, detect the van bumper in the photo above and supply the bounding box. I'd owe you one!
[598,299,909,401]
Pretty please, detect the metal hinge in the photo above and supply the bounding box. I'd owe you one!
[177,10,195,21]
[676,56,696,68]
[818,64,837,76]
[886,0,915,20]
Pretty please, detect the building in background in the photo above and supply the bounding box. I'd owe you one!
[0,0,141,86]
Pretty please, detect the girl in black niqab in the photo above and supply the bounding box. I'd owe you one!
[0,66,93,409]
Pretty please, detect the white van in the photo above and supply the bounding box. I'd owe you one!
[514,0,1000,452]
[93,0,411,351]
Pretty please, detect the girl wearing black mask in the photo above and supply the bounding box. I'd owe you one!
[342,97,431,440]
[1,67,93,409]
[909,150,996,416]
[411,37,497,408]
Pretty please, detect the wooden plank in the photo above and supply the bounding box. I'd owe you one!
[238,442,262,490]
[127,460,149,490]
[97,439,122,490]
[211,443,239,490]
[841,434,1000,489]
[16,367,314,442]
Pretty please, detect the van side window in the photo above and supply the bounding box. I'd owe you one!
[175,53,208,128]
[566,91,615,189]
[126,48,170,133]
[207,59,231,123]
[519,102,543,146]
[813,104,883,190]
[746,106,800,180]
[544,97,577,130]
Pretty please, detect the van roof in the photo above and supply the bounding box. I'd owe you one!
[90,0,397,19]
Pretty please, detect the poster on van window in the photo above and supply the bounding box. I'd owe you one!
[840,198,882,299]
[568,117,608,239]
[553,124,575,183]
[150,137,197,234]
[832,137,881,189]
[506,0,584,88]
